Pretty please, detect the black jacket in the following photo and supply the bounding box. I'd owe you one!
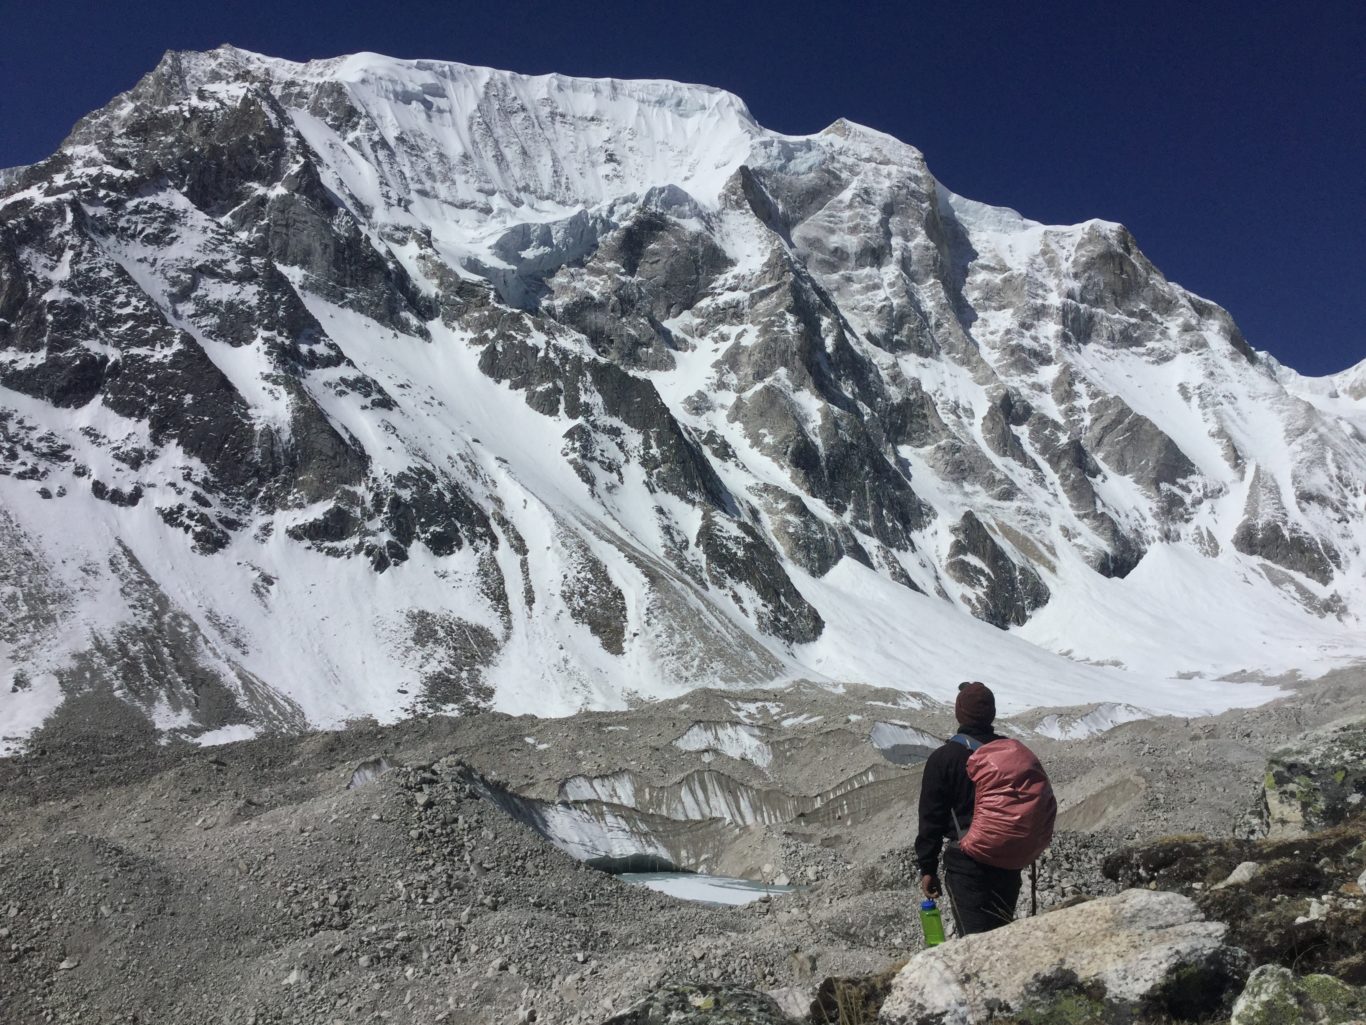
[914,723,1003,876]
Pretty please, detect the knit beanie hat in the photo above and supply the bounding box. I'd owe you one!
[955,681,996,728]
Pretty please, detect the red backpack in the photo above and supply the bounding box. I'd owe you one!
[951,734,1057,871]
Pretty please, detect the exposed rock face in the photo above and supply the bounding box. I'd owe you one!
[878,889,1250,1025]
[560,531,630,655]
[1231,965,1365,1025]
[696,511,824,644]
[945,511,1049,628]
[1252,721,1366,839]
[1,45,1364,742]
[1234,468,1341,586]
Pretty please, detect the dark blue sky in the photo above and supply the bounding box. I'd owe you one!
[4,0,1362,375]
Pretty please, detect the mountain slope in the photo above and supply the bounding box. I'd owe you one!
[1,46,1363,751]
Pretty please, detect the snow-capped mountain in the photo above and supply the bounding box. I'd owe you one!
[2,46,1363,750]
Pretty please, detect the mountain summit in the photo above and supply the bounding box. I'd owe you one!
[1,47,1362,749]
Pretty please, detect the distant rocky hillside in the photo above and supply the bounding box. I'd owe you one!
[1,46,1363,745]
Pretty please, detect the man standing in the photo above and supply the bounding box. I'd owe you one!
[915,681,1052,935]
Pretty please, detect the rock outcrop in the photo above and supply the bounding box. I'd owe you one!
[1230,965,1365,1025]
[878,889,1250,1025]
[1250,721,1366,839]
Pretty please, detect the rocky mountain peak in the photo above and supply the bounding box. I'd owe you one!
[1,48,1363,749]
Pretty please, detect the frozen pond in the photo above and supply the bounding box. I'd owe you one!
[619,871,798,906]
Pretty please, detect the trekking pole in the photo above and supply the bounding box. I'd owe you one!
[943,811,966,938]
[939,866,961,939]
[1030,860,1038,917]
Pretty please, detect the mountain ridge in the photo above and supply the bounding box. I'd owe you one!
[1,46,1362,752]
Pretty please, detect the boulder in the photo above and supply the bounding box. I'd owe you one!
[1252,721,1366,839]
[878,889,1249,1025]
[1216,861,1263,889]
[1230,965,1365,1025]
[765,985,817,1020]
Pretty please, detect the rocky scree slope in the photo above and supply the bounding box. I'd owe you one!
[2,45,1364,746]
[0,692,1017,1025]
[4,675,1361,1025]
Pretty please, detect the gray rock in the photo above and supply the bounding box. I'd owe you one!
[765,985,815,1019]
[1230,965,1365,1025]
[559,530,629,655]
[695,510,824,644]
[946,511,1049,628]
[1232,467,1341,586]
[1083,394,1198,497]
[878,889,1249,1025]
[1252,721,1366,839]
[601,984,798,1024]
[1215,861,1263,890]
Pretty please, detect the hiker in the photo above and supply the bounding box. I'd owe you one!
[914,681,1056,936]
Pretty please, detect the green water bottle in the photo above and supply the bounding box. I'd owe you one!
[920,898,945,947]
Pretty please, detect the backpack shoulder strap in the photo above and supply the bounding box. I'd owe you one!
[949,733,985,752]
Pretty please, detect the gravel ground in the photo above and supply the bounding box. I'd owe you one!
[1,666,1361,1024]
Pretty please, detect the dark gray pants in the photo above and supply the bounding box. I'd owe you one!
[943,846,1022,935]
